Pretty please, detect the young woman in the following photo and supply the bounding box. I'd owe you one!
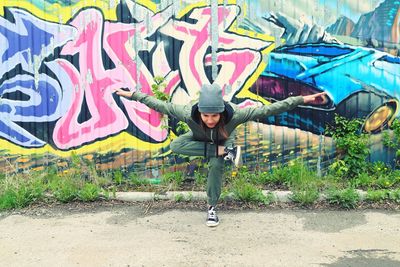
[115,84,326,227]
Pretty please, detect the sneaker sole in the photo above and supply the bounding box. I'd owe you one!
[206,221,219,227]
[234,146,241,167]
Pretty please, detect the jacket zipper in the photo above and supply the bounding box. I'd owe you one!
[210,129,214,143]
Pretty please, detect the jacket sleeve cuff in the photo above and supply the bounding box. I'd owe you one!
[130,91,143,101]
[292,95,304,105]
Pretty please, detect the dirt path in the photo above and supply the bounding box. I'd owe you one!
[1,202,400,267]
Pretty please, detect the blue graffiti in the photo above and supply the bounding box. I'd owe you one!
[0,17,53,62]
[0,8,77,78]
[0,117,45,147]
[0,76,60,118]
[264,43,400,105]
[0,8,76,147]
[0,71,71,147]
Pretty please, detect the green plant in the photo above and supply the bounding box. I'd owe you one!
[161,171,185,189]
[51,176,80,203]
[129,172,150,187]
[220,187,231,201]
[174,193,185,202]
[151,76,170,101]
[349,172,375,189]
[290,188,319,206]
[113,169,124,185]
[194,170,207,188]
[268,160,318,189]
[389,189,400,203]
[255,171,276,185]
[233,166,261,185]
[326,188,360,209]
[383,119,400,165]
[366,189,390,202]
[151,76,189,138]
[0,173,45,210]
[231,177,270,204]
[78,183,101,202]
[176,121,189,135]
[376,177,395,189]
[326,115,369,178]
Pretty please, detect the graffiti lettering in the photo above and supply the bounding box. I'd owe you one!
[0,4,272,150]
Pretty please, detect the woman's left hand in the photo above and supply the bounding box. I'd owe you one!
[114,88,134,98]
[303,92,327,104]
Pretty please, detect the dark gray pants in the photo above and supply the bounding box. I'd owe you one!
[170,131,232,206]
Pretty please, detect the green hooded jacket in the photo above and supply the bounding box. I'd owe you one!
[130,90,304,147]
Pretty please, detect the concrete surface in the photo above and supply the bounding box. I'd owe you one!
[1,204,399,267]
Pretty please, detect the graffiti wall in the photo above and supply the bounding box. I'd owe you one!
[0,0,399,175]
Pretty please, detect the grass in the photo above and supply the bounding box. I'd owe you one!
[290,188,320,206]
[230,177,274,204]
[326,188,360,209]
[1,155,400,211]
[366,189,390,202]
[0,173,45,210]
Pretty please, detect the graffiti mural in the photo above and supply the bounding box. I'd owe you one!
[0,0,399,173]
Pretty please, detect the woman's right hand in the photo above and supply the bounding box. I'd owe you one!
[114,88,134,98]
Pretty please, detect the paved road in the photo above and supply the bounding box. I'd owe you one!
[1,203,399,267]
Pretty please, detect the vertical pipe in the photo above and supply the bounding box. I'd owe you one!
[210,0,219,81]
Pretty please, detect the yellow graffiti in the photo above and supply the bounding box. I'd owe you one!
[177,0,277,105]
[0,132,171,157]
[0,0,275,157]
[0,0,157,22]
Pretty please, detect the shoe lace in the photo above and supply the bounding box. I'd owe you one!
[208,208,217,219]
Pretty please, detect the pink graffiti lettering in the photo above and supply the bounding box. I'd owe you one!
[52,5,270,149]
[53,10,128,149]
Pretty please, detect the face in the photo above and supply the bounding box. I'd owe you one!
[200,113,221,128]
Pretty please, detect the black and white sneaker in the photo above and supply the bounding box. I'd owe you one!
[223,146,241,167]
[206,206,219,227]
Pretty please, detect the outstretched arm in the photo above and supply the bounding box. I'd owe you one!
[303,92,326,104]
[114,88,189,122]
[236,92,327,123]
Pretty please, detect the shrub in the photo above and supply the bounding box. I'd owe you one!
[383,119,400,167]
[194,170,207,187]
[366,190,390,202]
[326,188,360,209]
[0,174,45,210]
[290,188,319,206]
[174,193,185,202]
[78,183,101,202]
[51,176,80,203]
[129,172,150,187]
[350,172,375,189]
[161,171,185,189]
[113,170,124,185]
[389,189,400,203]
[326,115,369,178]
[269,160,318,189]
[375,175,396,189]
[231,177,272,204]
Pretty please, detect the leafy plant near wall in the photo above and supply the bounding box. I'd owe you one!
[383,118,400,166]
[326,115,369,179]
[151,76,189,135]
[151,76,170,102]
[326,188,360,209]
